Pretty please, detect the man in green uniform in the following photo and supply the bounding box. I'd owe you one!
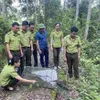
[29,22,38,67]
[0,57,36,91]
[5,22,22,65]
[63,26,81,79]
[20,21,32,73]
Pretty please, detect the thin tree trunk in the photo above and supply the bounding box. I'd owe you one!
[75,0,79,24]
[64,0,68,10]
[84,0,93,40]
[35,6,37,24]
[33,0,38,24]
[2,0,6,18]
[44,0,46,26]
[26,0,29,20]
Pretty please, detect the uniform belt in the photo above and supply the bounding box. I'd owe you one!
[22,47,30,48]
[66,52,77,55]
[10,50,20,52]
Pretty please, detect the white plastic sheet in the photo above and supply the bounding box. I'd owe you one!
[32,69,58,85]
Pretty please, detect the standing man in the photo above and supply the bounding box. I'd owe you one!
[20,21,32,73]
[29,22,38,67]
[63,26,81,79]
[36,23,49,68]
[5,22,22,65]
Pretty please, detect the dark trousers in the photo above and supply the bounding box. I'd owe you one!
[20,47,31,73]
[33,44,38,66]
[66,52,79,78]
[8,50,20,65]
[53,48,61,67]
[3,78,18,90]
[39,48,49,67]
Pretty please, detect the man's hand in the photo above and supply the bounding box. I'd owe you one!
[64,56,67,62]
[50,46,53,52]
[21,52,24,57]
[31,80,37,84]
[9,53,13,59]
[31,47,34,52]
[38,49,42,54]
[78,55,80,61]
[61,47,64,52]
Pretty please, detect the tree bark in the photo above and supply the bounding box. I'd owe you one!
[75,0,79,23]
[33,0,38,24]
[2,0,6,17]
[26,0,29,20]
[64,0,68,10]
[84,0,93,40]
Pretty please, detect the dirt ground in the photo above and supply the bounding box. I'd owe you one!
[0,51,67,100]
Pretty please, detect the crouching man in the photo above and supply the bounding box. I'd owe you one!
[0,57,37,91]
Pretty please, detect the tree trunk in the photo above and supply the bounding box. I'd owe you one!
[84,0,93,40]
[75,0,79,24]
[43,0,46,26]
[33,0,38,24]
[2,0,6,17]
[64,0,68,10]
[26,0,29,20]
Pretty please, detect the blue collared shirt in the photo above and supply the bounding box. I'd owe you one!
[36,30,48,49]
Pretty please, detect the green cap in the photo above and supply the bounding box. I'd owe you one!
[38,23,45,29]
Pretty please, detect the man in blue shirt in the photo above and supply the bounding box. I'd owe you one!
[36,23,49,68]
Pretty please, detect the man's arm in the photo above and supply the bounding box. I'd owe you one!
[5,34,13,59]
[19,44,23,57]
[63,38,67,62]
[30,40,34,52]
[61,32,64,48]
[50,37,53,51]
[64,47,67,62]
[30,33,34,52]
[36,33,42,54]
[36,40,42,54]
[78,37,81,61]
[78,47,81,61]
[6,43,13,59]
[15,75,36,84]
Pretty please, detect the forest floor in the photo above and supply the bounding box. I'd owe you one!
[0,50,83,100]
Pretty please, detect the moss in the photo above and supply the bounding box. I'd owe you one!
[51,89,57,100]
[0,45,5,53]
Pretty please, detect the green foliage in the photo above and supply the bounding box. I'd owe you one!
[0,45,5,53]
[58,69,66,81]
[51,89,57,100]
[0,16,10,43]
[0,44,6,72]
[76,58,100,100]
[58,39,100,99]
[45,0,61,20]
[79,0,89,18]
[83,39,100,64]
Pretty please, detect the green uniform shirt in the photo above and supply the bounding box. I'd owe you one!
[30,31,37,44]
[5,31,21,51]
[50,30,63,48]
[63,35,81,53]
[0,65,19,86]
[20,31,31,47]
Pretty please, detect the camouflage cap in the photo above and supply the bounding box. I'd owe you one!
[38,23,45,29]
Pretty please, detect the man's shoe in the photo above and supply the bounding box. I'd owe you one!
[58,66,61,69]
[34,65,38,67]
[54,66,57,70]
